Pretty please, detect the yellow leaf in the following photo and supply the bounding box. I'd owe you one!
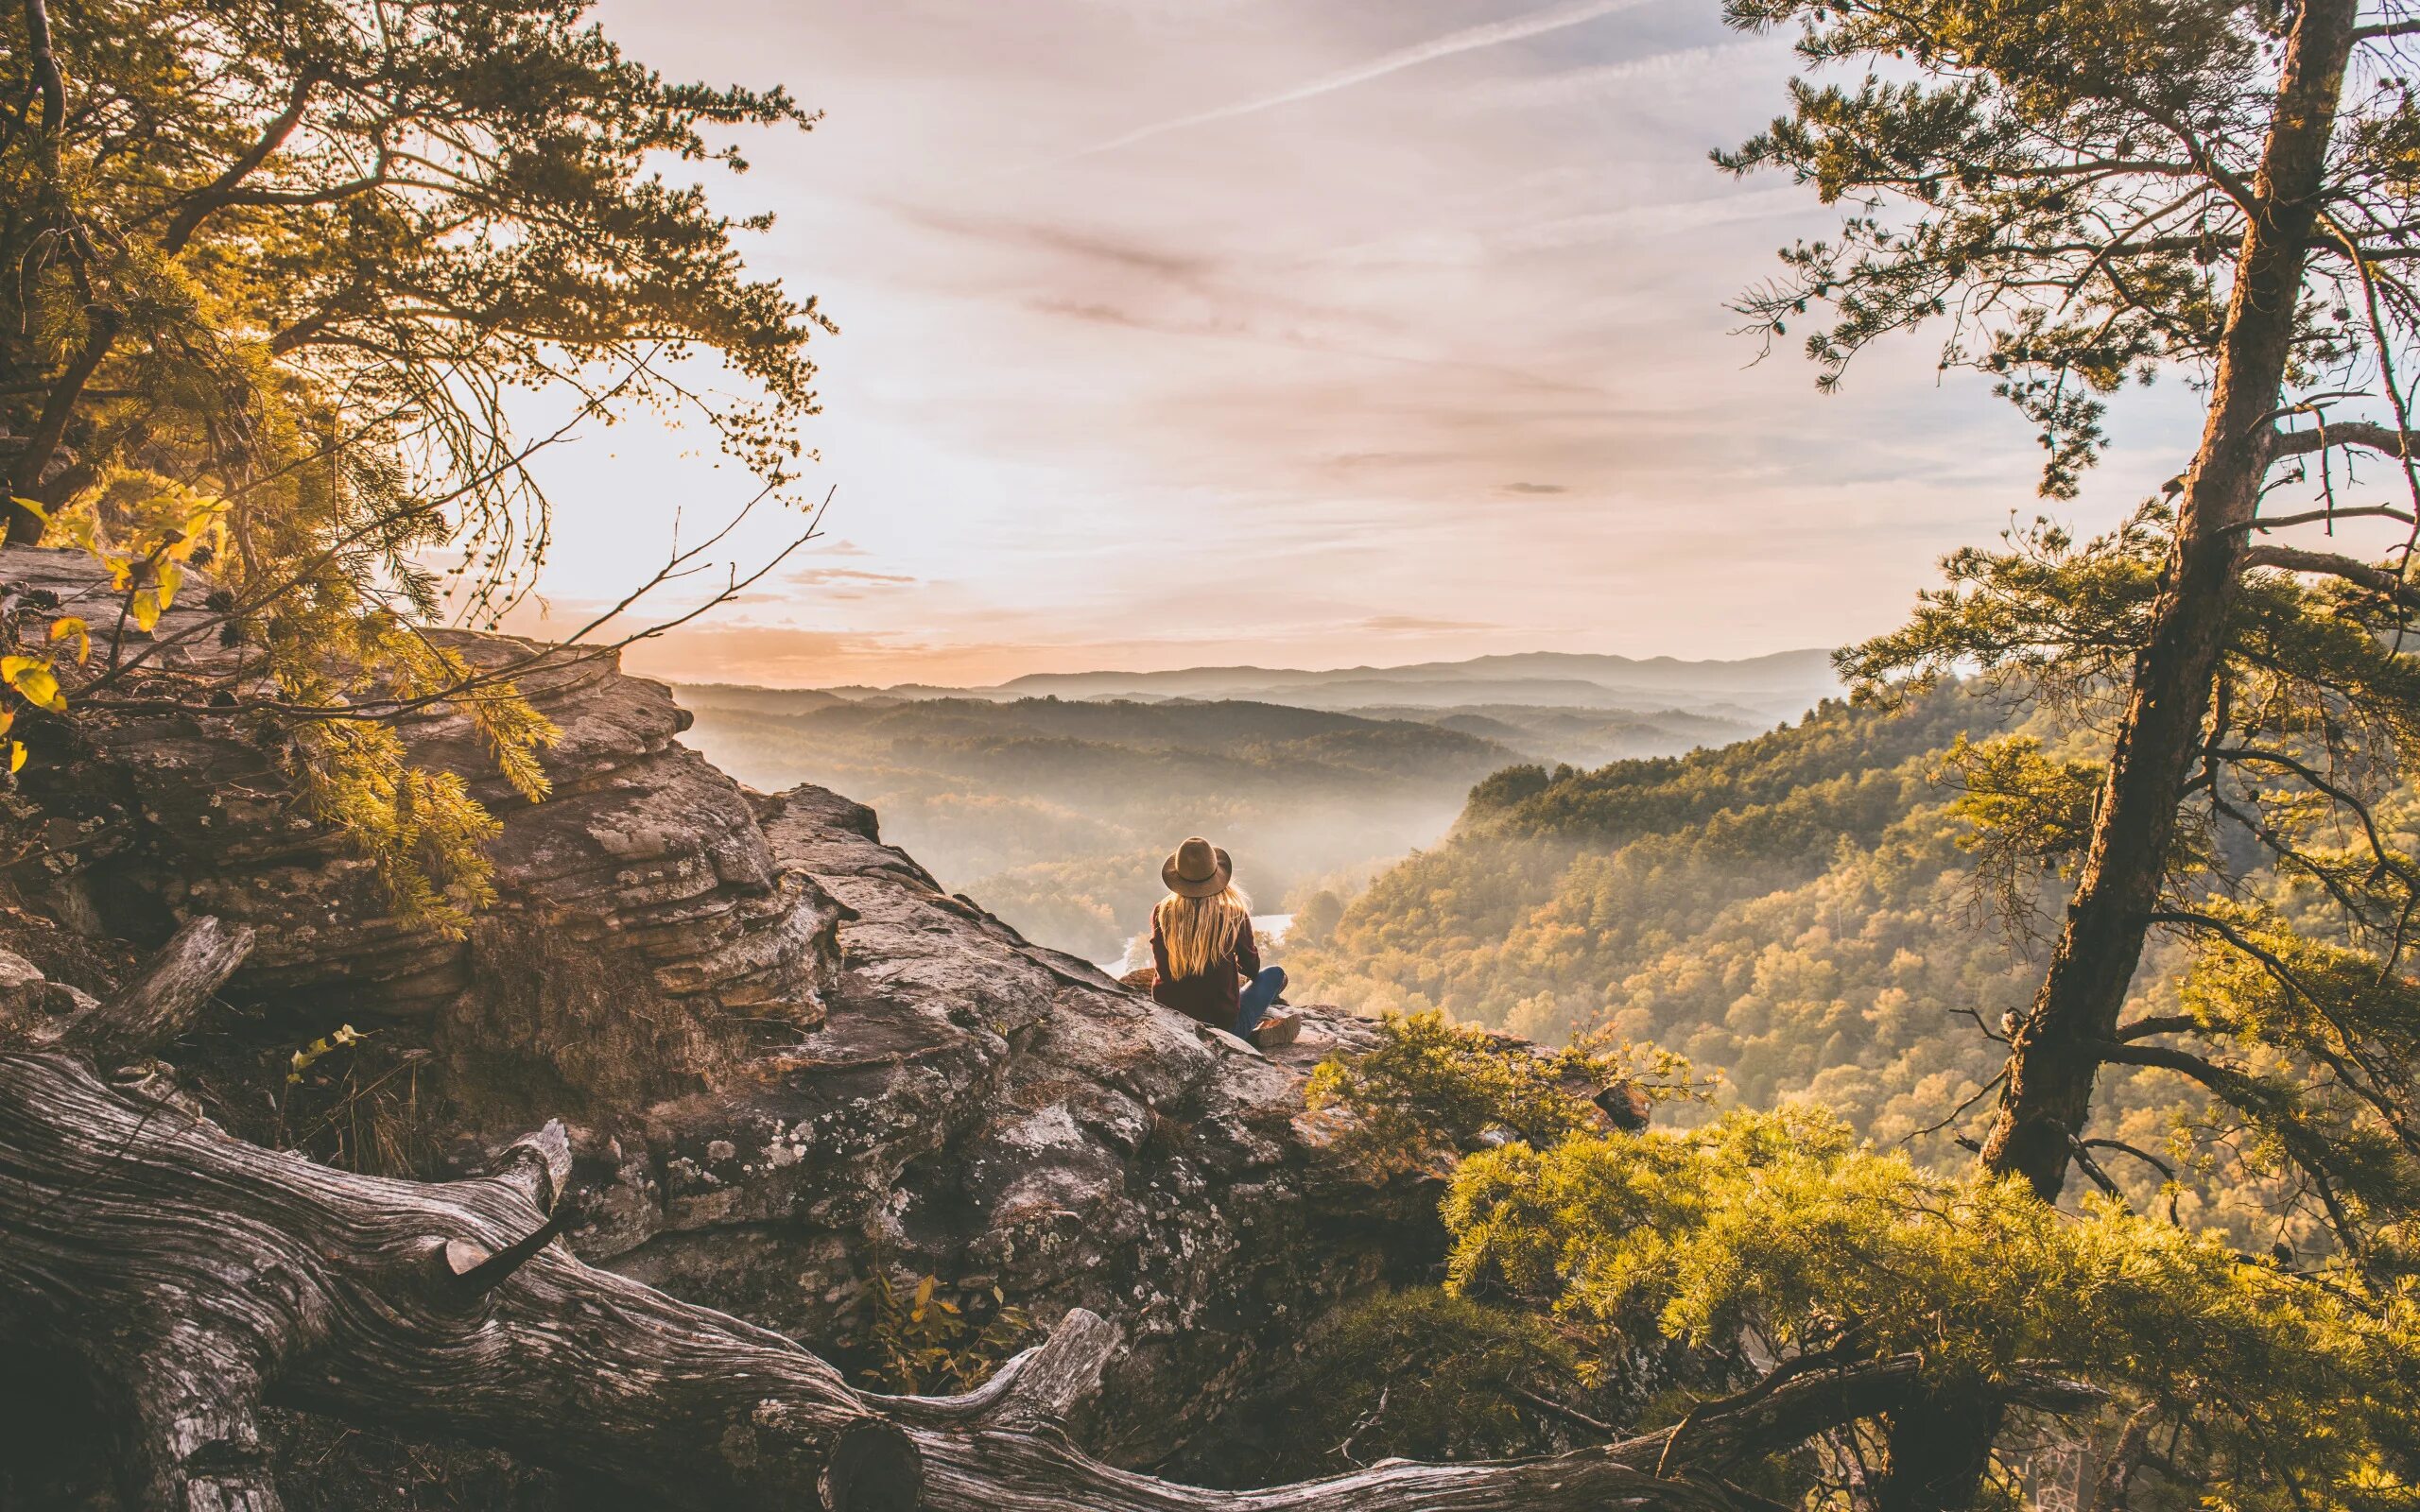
[0,656,32,683]
[9,497,45,523]
[156,559,183,608]
[47,616,89,664]
[44,693,63,714]
[0,711,14,736]
[8,743,23,774]
[8,663,58,708]
[180,501,227,542]
[130,590,163,632]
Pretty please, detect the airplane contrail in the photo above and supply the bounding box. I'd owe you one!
[1069,0,1663,160]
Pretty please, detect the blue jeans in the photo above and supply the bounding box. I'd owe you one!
[1235,966,1287,1038]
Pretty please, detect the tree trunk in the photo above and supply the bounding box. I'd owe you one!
[0,1048,1767,1512]
[1875,1395,2002,1512]
[1,497,42,547]
[1976,0,2361,1204]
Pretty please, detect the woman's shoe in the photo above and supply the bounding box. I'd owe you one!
[1253,1011,1303,1049]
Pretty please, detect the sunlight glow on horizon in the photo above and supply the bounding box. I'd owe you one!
[507,0,2209,689]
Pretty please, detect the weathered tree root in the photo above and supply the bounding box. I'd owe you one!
[0,1047,1765,1511]
[54,915,256,1062]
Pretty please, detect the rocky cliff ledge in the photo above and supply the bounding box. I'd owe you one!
[0,545,1437,1479]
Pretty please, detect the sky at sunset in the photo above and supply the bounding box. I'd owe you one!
[505,0,2216,688]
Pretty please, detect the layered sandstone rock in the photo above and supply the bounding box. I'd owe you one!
[0,544,1434,1469]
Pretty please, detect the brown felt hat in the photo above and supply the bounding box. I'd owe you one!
[1161,835,1232,899]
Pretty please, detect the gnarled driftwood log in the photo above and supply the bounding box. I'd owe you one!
[0,1043,1768,1512]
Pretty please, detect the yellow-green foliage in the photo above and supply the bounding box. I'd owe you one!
[1303,1008,1707,1175]
[7,456,563,936]
[1942,732,2104,933]
[2,0,823,935]
[2170,903,2420,1270]
[853,1271,1033,1396]
[1445,1108,2420,1509]
[1230,1289,1600,1484]
[285,721,508,936]
[1289,672,2416,1248]
[274,621,556,936]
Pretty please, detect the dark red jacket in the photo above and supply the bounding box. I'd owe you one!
[1150,912,1260,1029]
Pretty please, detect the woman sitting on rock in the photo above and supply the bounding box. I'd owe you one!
[1149,835,1300,1048]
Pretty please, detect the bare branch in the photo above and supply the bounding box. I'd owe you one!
[157,73,316,254]
[2086,1403,2162,1512]
[22,0,62,136]
[1905,1068,2009,1143]
[2233,505,2418,531]
[441,1209,574,1301]
[2083,1137,2178,1184]
[2239,543,2420,606]
[869,1308,1123,1435]
[2090,1037,2241,1091]
[2066,1132,2128,1202]
[2267,420,2420,461]
[2114,1014,2200,1041]
[2209,745,2410,882]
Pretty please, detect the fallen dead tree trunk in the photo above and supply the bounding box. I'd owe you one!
[0,1047,1766,1512]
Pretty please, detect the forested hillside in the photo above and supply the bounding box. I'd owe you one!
[1290,688,2210,1184]
[1354,703,1755,766]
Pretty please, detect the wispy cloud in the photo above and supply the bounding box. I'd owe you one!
[1499,183,1810,250]
[1457,41,1766,110]
[883,203,1222,283]
[1323,450,1457,472]
[776,566,924,602]
[1068,0,1667,159]
[1499,480,1569,494]
[783,566,921,589]
[1356,614,1502,634]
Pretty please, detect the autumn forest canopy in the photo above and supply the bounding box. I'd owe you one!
[11,1,2420,1511]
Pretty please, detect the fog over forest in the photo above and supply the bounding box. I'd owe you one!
[676,650,1840,963]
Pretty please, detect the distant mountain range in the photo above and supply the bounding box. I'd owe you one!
[668,649,1845,963]
[689,648,1843,726]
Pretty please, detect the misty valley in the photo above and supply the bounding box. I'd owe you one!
[674,650,1837,965]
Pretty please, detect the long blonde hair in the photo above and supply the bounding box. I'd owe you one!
[1154,886,1251,978]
